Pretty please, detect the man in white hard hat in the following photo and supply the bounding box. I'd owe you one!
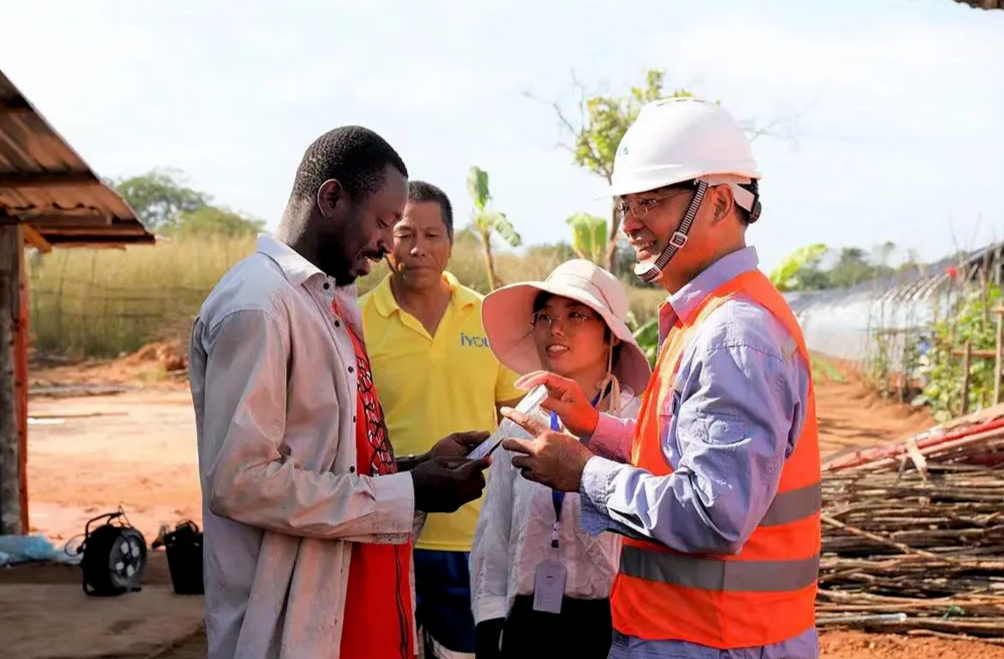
[501,97,821,658]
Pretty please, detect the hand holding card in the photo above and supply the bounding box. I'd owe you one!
[468,384,550,460]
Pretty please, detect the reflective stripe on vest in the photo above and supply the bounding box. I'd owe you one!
[610,269,821,650]
[620,546,820,592]
[760,481,822,527]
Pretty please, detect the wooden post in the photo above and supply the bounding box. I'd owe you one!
[0,223,24,535]
[960,340,972,417]
[995,308,1004,405]
[16,239,28,533]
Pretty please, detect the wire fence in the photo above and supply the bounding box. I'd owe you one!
[28,279,207,358]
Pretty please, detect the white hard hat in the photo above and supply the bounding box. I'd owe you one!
[606,96,761,201]
[608,97,763,282]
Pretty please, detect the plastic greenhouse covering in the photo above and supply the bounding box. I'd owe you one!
[784,242,1004,373]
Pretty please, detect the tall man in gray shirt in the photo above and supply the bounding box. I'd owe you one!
[189,125,490,659]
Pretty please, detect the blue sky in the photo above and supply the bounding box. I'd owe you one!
[1,0,1002,273]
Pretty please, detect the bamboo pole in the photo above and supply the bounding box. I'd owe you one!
[995,307,1004,404]
[961,341,972,416]
[950,348,998,359]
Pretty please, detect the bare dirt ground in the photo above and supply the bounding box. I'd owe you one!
[812,362,936,457]
[5,355,1002,658]
[26,388,199,546]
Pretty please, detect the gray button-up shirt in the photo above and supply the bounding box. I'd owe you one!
[189,234,417,659]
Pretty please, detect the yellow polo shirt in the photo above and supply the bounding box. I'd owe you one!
[360,271,524,552]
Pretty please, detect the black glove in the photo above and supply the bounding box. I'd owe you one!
[411,456,490,513]
[475,618,504,659]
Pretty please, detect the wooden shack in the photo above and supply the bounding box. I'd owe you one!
[0,67,153,535]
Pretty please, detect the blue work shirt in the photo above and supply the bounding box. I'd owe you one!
[579,246,819,659]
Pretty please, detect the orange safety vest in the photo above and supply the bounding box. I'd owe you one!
[609,269,821,650]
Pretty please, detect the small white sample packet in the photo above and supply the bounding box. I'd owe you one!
[467,384,550,460]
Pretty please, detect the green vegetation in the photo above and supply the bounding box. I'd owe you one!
[810,354,847,385]
[566,212,608,265]
[768,244,828,291]
[26,235,667,358]
[27,235,257,357]
[776,237,1003,421]
[112,168,264,237]
[916,282,1002,421]
[466,166,522,290]
[768,241,928,292]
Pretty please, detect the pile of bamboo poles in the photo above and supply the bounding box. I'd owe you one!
[818,414,1004,641]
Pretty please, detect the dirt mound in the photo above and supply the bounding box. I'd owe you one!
[120,339,188,373]
[29,339,190,390]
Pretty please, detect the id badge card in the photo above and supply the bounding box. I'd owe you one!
[532,559,567,614]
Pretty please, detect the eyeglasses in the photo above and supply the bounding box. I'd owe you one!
[531,310,599,333]
[616,188,694,222]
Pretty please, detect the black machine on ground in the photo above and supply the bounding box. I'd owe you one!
[71,508,148,597]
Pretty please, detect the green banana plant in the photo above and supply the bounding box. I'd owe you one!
[566,212,608,265]
[625,310,660,367]
[768,244,829,292]
[467,166,522,290]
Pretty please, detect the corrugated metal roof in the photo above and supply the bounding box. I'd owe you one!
[0,67,153,248]
[954,0,1004,9]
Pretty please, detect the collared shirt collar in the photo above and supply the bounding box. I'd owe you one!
[371,270,478,318]
[668,246,760,324]
[256,233,330,288]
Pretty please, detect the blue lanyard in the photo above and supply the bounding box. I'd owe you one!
[549,386,607,548]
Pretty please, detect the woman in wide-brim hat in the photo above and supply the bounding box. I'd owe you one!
[470,259,652,659]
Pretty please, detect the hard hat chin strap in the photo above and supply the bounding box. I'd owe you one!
[634,180,709,283]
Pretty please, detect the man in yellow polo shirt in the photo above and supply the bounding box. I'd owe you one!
[361,180,523,659]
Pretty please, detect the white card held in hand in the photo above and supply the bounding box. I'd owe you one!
[532,559,567,614]
[467,384,550,460]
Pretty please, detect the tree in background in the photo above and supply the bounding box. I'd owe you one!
[467,165,522,290]
[526,71,682,271]
[113,169,263,237]
[526,69,799,273]
[826,246,897,289]
[113,169,210,233]
[769,241,915,293]
[167,206,265,239]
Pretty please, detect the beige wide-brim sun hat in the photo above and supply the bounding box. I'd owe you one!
[481,259,653,395]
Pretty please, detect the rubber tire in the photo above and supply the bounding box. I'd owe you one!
[81,524,147,597]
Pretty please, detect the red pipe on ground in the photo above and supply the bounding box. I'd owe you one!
[823,416,1004,472]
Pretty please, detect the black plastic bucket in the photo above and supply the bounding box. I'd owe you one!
[162,521,204,595]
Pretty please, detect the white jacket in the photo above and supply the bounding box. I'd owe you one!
[188,235,419,659]
[469,388,642,623]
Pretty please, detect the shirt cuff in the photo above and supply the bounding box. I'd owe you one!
[583,413,631,462]
[472,596,509,624]
[579,492,613,537]
[372,471,417,541]
[582,454,618,518]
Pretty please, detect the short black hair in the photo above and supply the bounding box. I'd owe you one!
[407,180,454,239]
[291,125,408,203]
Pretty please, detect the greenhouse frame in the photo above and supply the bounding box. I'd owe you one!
[785,241,1004,381]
